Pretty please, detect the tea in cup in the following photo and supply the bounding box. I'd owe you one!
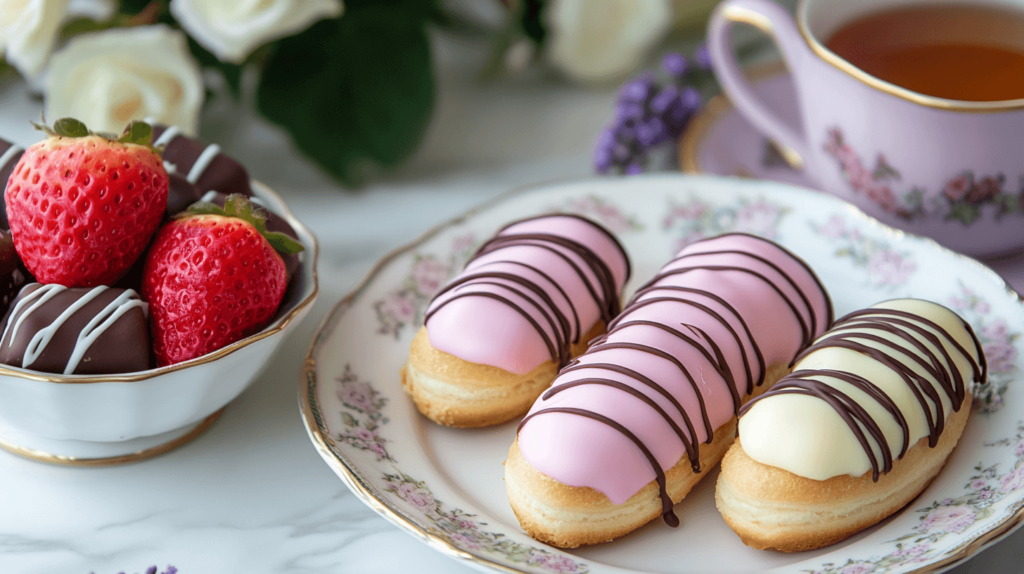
[709,0,1024,257]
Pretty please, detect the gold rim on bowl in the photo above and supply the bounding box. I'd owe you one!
[0,407,225,466]
[298,174,1024,573]
[0,179,320,384]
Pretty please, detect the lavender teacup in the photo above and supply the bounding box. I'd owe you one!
[708,0,1024,257]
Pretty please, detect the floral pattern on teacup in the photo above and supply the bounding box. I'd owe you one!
[373,232,478,338]
[948,282,1020,412]
[551,195,643,233]
[663,196,789,253]
[809,419,1024,574]
[824,128,1023,225]
[811,214,917,287]
[335,364,393,462]
[383,471,589,573]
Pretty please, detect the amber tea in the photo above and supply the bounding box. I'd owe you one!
[826,4,1024,101]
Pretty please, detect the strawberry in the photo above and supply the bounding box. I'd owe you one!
[5,118,168,287]
[142,195,304,366]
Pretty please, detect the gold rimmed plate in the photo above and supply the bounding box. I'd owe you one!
[301,175,1024,573]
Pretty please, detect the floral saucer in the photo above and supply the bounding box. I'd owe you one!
[300,175,1024,574]
[679,63,813,190]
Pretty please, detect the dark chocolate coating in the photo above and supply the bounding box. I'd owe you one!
[0,230,29,316]
[166,171,202,217]
[202,192,301,282]
[0,138,25,230]
[151,124,252,197]
[0,284,151,374]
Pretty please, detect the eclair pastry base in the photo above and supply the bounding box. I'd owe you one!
[504,363,789,548]
[716,392,971,553]
[402,321,606,428]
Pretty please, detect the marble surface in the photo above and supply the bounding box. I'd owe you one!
[0,31,1021,574]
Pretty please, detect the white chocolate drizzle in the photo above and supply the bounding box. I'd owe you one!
[187,143,221,184]
[1,284,149,374]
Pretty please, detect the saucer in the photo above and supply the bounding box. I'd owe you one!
[680,62,811,188]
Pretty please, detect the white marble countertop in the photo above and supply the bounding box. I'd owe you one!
[0,32,1021,574]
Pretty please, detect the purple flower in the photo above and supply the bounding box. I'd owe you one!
[734,201,780,238]
[1015,439,1024,458]
[694,44,712,69]
[338,380,377,414]
[891,544,930,558]
[817,215,847,239]
[661,52,689,77]
[979,488,994,500]
[983,320,1009,341]
[918,505,976,534]
[354,427,375,442]
[369,441,387,458]
[650,85,679,115]
[975,301,991,314]
[529,551,580,573]
[617,73,655,104]
[380,291,416,324]
[636,118,668,147]
[1000,466,1024,492]
[984,341,1017,373]
[867,250,916,286]
[841,562,874,574]
[971,479,988,490]
[449,532,482,550]
[948,296,970,310]
[397,482,437,513]
[413,257,448,295]
[944,173,972,201]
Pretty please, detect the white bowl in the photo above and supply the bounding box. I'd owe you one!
[0,181,318,465]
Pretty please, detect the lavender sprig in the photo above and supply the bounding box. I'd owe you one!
[594,45,714,175]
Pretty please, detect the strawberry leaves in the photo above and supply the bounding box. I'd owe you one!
[118,121,154,146]
[183,194,305,255]
[31,116,156,150]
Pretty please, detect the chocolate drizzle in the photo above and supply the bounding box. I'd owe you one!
[741,303,986,481]
[517,233,831,527]
[425,215,628,368]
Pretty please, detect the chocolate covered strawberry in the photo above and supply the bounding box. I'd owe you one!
[5,118,168,287]
[142,195,304,366]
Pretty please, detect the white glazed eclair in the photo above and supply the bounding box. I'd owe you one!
[717,299,987,552]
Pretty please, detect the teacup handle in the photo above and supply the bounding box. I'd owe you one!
[708,0,812,169]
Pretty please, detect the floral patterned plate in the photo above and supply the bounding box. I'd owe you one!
[300,175,1024,574]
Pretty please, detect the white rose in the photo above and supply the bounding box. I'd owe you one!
[0,0,71,77]
[545,0,672,83]
[45,25,204,136]
[171,0,344,65]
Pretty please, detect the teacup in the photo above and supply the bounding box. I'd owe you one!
[708,0,1024,257]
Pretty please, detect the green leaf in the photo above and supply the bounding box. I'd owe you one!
[117,121,152,146]
[256,1,435,186]
[264,231,305,254]
[53,117,90,138]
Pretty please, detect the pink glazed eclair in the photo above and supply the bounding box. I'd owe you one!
[505,233,832,547]
[402,214,630,427]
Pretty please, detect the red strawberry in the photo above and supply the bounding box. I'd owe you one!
[5,118,168,287]
[142,195,304,366]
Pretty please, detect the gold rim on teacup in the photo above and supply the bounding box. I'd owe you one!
[0,180,320,385]
[793,0,1024,113]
